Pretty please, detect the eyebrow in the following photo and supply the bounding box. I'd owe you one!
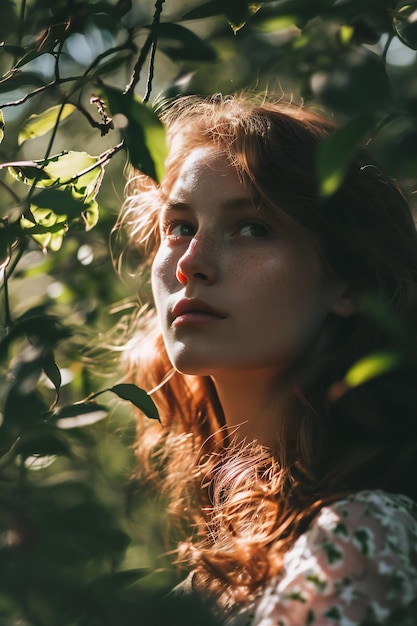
[163,196,260,212]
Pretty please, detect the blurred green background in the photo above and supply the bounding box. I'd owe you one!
[1,0,417,623]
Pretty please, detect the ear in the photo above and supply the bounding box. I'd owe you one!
[331,285,356,318]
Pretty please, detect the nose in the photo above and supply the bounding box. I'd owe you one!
[176,236,218,286]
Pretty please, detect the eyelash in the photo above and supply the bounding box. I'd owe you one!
[161,219,195,238]
[236,220,270,238]
[160,219,271,239]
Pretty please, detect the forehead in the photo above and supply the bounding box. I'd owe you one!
[165,147,248,201]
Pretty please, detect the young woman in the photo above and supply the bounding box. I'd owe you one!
[118,94,417,625]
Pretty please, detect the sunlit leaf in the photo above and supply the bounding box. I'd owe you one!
[21,208,67,251]
[9,151,103,193]
[226,1,261,33]
[11,151,104,248]
[102,86,167,182]
[8,163,51,183]
[18,104,76,145]
[252,14,299,32]
[109,383,160,421]
[55,402,108,429]
[344,350,403,388]
[82,197,99,230]
[339,24,355,45]
[317,115,373,196]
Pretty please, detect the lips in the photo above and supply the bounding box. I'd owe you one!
[171,298,226,325]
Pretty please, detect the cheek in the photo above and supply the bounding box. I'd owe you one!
[151,247,177,303]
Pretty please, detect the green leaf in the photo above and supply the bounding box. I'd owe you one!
[156,22,217,61]
[311,48,389,114]
[21,208,68,251]
[15,430,71,459]
[102,86,167,182]
[180,0,224,20]
[9,151,103,194]
[344,350,403,389]
[18,104,76,145]
[179,0,260,30]
[252,14,299,32]
[0,312,71,360]
[2,345,51,425]
[41,349,62,405]
[8,163,52,183]
[54,402,108,429]
[87,50,133,81]
[317,115,373,197]
[225,1,261,33]
[0,221,19,265]
[109,383,160,421]
[30,187,85,216]
[11,151,104,248]
[393,2,417,50]
[0,42,25,57]
[0,71,46,92]
[13,49,46,70]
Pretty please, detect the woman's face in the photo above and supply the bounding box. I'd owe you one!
[151,147,347,378]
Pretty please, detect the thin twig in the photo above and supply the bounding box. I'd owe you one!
[76,103,114,135]
[54,35,67,83]
[382,33,394,65]
[43,101,69,162]
[124,32,153,95]
[1,42,135,110]
[144,0,165,102]
[144,40,157,103]
[124,0,165,96]
[81,41,136,80]
[0,78,73,109]
[54,141,125,186]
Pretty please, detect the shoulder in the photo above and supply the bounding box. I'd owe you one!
[230,491,417,626]
[301,489,417,567]
[282,490,417,610]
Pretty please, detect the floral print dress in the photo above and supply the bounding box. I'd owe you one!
[173,490,417,625]
[224,491,417,626]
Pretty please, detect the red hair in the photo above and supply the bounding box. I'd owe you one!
[116,94,417,607]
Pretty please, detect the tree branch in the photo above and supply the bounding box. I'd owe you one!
[124,0,165,96]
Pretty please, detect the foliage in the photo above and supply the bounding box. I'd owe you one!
[1,0,417,623]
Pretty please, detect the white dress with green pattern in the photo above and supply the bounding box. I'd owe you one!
[225,491,417,626]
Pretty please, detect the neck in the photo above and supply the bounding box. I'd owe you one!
[211,369,291,448]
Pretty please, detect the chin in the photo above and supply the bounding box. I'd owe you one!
[168,352,216,377]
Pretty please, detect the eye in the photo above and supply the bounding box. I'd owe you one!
[163,220,196,238]
[237,221,270,238]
